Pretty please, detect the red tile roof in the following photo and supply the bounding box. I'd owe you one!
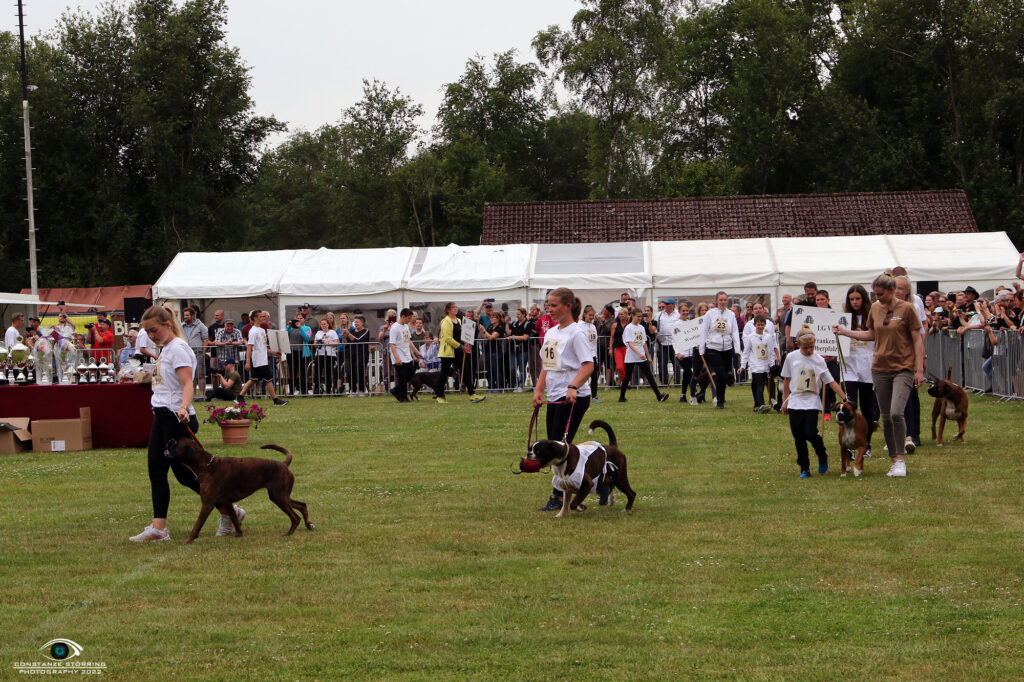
[20,285,153,314]
[482,190,978,244]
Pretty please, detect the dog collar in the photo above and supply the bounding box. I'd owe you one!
[553,441,570,467]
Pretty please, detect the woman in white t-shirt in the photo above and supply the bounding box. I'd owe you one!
[576,305,600,402]
[841,284,878,455]
[533,287,594,512]
[781,324,847,478]
[618,308,668,403]
[313,318,339,395]
[130,305,229,542]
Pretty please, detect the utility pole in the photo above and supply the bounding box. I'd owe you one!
[17,0,39,295]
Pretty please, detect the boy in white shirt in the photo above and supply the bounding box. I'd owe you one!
[238,310,288,406]
[389,308,421,402]
[740,314,780,413]
[781,324,847,478]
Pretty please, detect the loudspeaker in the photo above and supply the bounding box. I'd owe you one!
[124,297,151,323]
[917,281,938,298]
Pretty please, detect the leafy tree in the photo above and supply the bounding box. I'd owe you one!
[534,0,672,198]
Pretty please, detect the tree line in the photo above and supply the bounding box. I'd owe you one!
[1,0,1021,291]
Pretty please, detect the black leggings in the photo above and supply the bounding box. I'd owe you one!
[846,380,878,445]
[589,356,599,396]
[148,407,201,519]
[439,356,455,398]
[704,349,734,405]
[546,395,591,499]
[619,361,663,400]
[788,408,827,473]
[679,356,694,397]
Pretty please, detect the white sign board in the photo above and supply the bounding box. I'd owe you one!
[460,318,476,345]
[789,306,851,359]
[268,329,290,355]
[671,316,704,356]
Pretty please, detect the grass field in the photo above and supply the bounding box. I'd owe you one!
[2,387,1023,680]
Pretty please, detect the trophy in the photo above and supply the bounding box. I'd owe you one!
[56,340,76,385]
[97,358,109,383]
[34,338,53,385]
[10,341,30,383]
[25,355,35,383]
[0,342,8,384]
[76,358,89,384]
[87,356,99,383]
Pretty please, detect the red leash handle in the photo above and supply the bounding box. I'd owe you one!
[526,403,541,454]
[526,399,576,453]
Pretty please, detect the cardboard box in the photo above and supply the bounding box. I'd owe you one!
[31,407,93,452]
[0,417,33,454]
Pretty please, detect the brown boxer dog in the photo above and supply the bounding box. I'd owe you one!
[833,401,870,477]
[526,420,636,518]
[928,365,969,446]
[165,439,314,543]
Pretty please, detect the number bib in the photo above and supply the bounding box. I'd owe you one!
[795,367,817,393]
[402,330,410,344]
[755,344,769,362]
[152,358,165,387]
[714,317,728,334]
[541,337,562,371]
[633,330,645,344]
[587,329,597,344]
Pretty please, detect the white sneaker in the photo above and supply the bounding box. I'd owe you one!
[129,525,170,542]
[904,437,916,454]
[886,460,907,477]
[216,506,246,536]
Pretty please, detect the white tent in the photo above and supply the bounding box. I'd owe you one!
[150,232,1021,325]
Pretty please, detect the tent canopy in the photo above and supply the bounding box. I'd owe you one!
[151,233,1021,322]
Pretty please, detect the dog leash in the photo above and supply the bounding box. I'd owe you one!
[515,399,576,474]
[179,412,205,451]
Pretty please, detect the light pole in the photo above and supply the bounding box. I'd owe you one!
[17,0,38,296]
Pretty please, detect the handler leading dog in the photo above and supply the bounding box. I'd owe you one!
[533,287,595,512]
[128,305,247,543]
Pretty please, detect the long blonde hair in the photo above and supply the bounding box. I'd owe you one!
[142,305,186,342]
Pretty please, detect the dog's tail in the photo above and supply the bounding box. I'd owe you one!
[587,420,617,447]
[261,444,293,467]
[946,364,953,381]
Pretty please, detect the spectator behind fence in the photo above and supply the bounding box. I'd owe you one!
[287,317,311,396]
[508,307,533,392]
[342,315,370,395]
[653,298,681,386]
[119,327,139,366]
[314,318,340,396]
[181,307,208,396]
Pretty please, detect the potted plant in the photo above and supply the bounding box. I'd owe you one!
[205,403,267,444]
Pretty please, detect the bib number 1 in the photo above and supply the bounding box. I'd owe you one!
[795,367,816,393]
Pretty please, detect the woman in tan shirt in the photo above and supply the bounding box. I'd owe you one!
[835,270,924,478]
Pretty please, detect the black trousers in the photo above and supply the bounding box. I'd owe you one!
[788,408,827,473]
[393,361,414,400]
[439,356,455,398]
[589,356,599,396]
[704,348,734,405]
[657,344,679,385]
[546,395,591,499]
[750,371,769,407]
[287,351,307,394]
[678,356,694,397]
[823,359,841,412]
[205,387,237,402]
[903,386,921,442]
[148,407,201,519]
[620,361,663,400]
[846,380,878,445]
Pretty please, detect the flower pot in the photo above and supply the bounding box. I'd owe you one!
[219,419,252,445]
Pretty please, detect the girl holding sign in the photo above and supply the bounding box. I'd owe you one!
[534,288,594,511]
[842,285,878,456]
[699,292,742,409]
[782,325,848,478]
[618,308,668,402]
[835,270,923,478]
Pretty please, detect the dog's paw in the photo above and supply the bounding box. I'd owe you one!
[574,503,587,512]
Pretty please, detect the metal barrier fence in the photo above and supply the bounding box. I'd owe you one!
[923,329,1023,400]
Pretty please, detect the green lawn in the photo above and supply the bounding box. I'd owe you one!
[2,388,1022,680]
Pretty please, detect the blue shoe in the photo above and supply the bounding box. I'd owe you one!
[818,457,828,475]
[592,396,601,403]
[799,470,811,479]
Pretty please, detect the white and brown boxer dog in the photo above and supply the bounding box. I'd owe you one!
[833,400,870,477]
[526,420,636,518]
[928,365,969,445]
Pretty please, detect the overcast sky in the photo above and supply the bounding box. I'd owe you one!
[20,0,581,145]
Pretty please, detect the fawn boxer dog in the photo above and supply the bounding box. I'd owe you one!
[834,400,870,477]
[928,365,969,446]
[526,420,636,518]
[165,439,314,543]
